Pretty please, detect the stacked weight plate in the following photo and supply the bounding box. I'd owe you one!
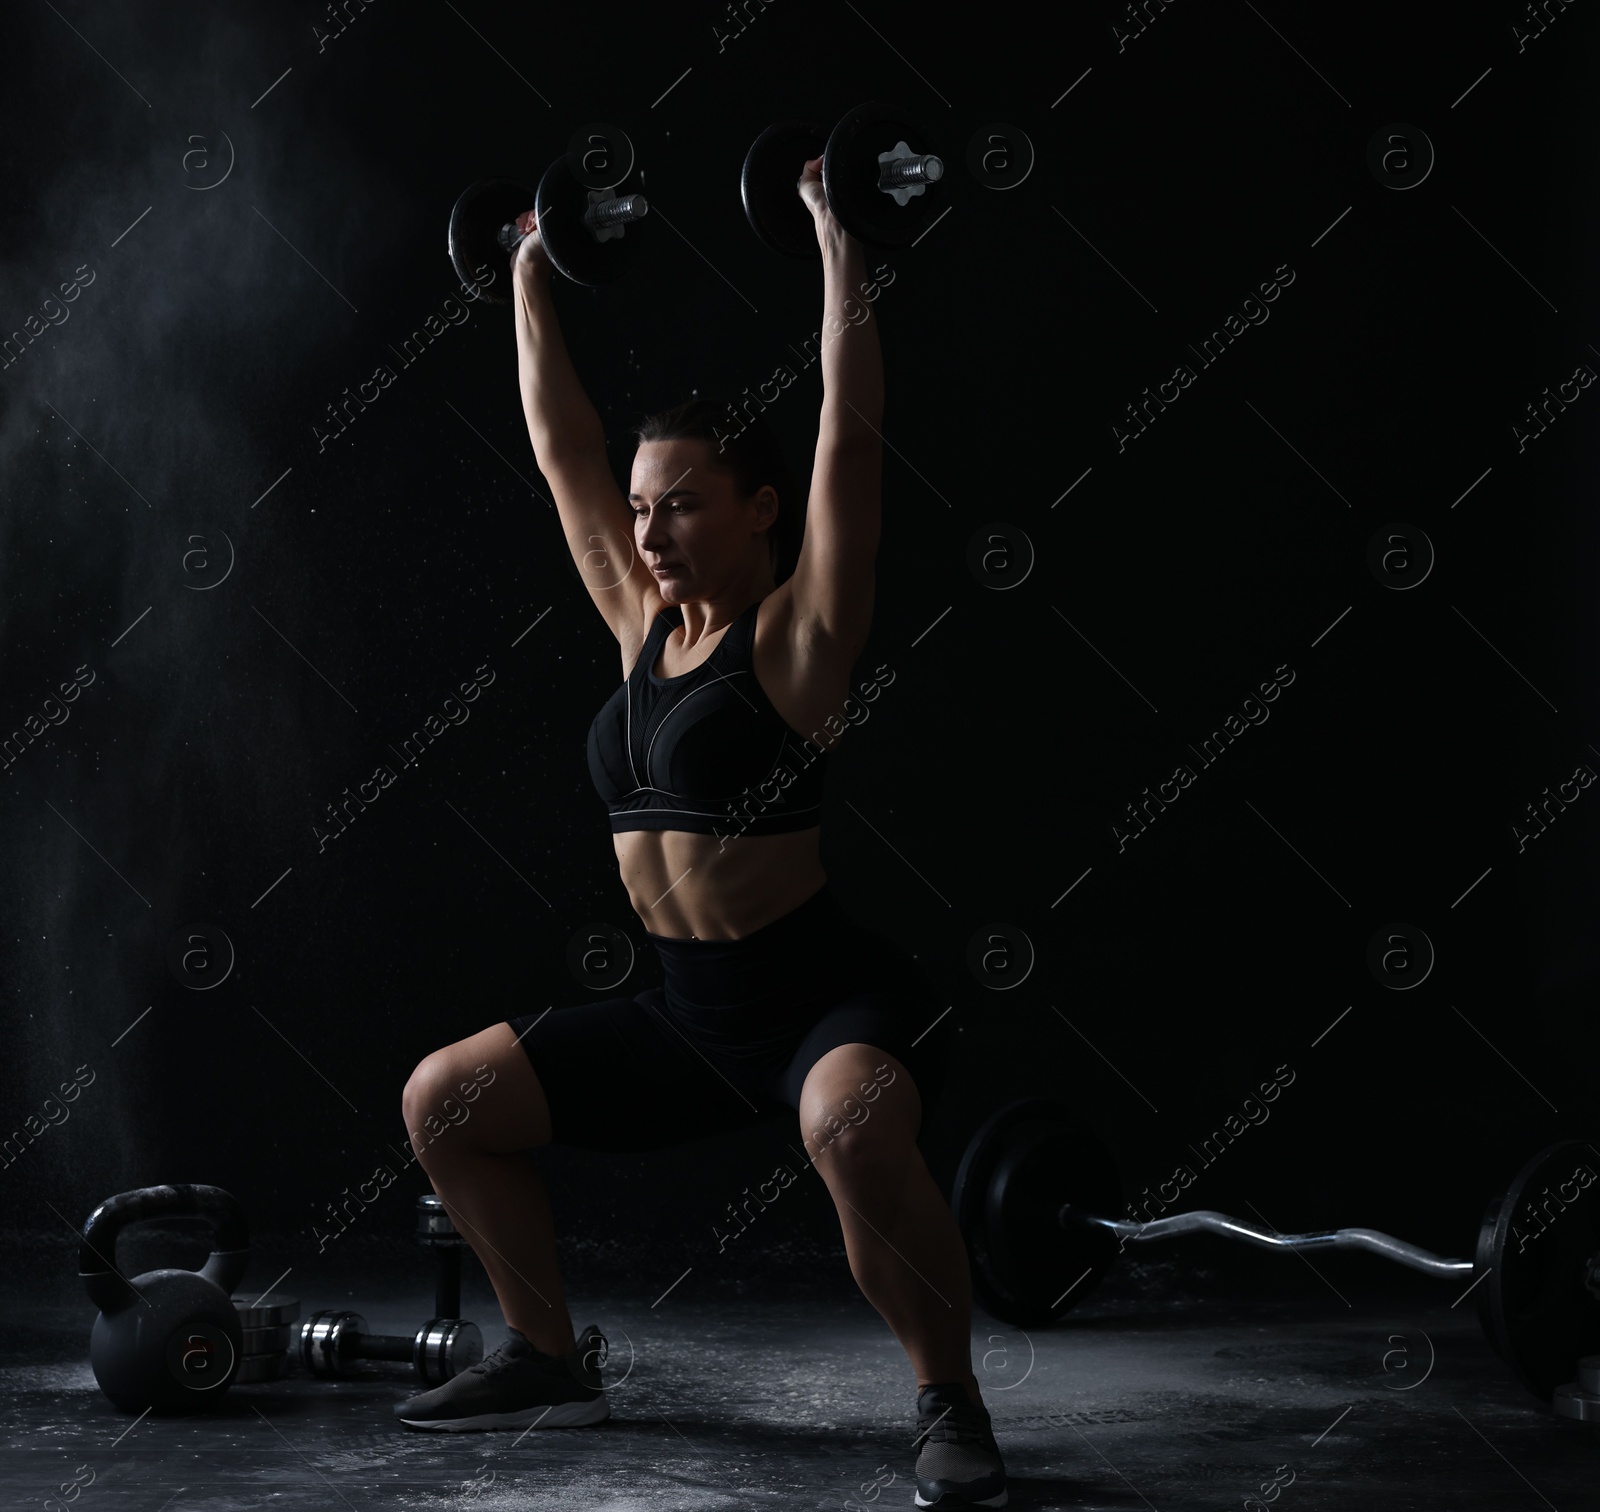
[231,1294,300,1383]
[1554,1356,1600,1422]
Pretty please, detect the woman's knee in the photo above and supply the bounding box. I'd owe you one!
[401,1024,553,1155]
[810,1116,917,1199]
[401,1051,472,1142]
[800,1047,920,1155]
[802,1081,920,1185]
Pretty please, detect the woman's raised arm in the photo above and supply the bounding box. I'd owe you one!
[785,160,885,658]
[814,194,885,449]
[511,216,607,469]
[507,213,651,648]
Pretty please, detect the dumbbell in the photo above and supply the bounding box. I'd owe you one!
[294,1194,481,1385]
[296,1309,482,1385]
[953,1099,1600,1410]
[741,101,945,257]
[448,135,648,298]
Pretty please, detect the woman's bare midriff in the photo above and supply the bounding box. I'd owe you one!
[612,827,826,940]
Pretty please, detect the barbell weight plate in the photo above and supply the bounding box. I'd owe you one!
[951,1097,1122,1326]
[233,1352,288,1384]
[239,1324,291,1354]
[822,100,945,250]
[448,179,536,306]
[535,156,646,288]
[741,121,828,259]
[231,1295,300,1329]
[1475,1139,1600,1399]
[1552,1382,1600,1423]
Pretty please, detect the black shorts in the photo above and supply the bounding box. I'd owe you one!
[506,883,951,1152]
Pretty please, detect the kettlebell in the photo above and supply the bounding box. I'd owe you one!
[80,1184,250,1413]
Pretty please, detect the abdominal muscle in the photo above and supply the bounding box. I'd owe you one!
[612,825,826,940]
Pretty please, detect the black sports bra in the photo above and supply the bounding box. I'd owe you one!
[586,598,829,838]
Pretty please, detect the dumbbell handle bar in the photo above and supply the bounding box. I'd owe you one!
[880,155,942,189]
[1070,1206,1473,1279]
[496,194,649,253]
[347,1328,417,1363]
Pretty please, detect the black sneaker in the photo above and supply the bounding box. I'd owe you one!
[913,1383,1008,1508]
[392,1323,611,1431]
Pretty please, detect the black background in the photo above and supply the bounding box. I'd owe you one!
[1,0,1595,1285]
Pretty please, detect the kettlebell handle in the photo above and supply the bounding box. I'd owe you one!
[79,1184,250,1314]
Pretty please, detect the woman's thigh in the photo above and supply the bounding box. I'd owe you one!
[773,945,952,1120]
[506,990,779,1153]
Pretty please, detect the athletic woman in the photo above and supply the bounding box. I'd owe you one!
[393,157,1009,1509]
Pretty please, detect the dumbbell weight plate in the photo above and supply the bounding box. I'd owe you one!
[952,1098,1123,1327]
[417,1193,459,1242]
[232,1295,299,1330]
[565,123,635,190]
[741,121,828,259]
[448,179,536,306]
[822,100,945,250]
[1475,1140,1600,1399]
[297,1309,367,1376]
[535,156,646,288]
[414,1317,483,1386]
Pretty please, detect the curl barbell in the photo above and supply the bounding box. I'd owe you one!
[952,1099,1600,1413]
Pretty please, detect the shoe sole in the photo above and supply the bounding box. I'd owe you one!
[397,1396,611,1431]
[914,1489,1008,1509]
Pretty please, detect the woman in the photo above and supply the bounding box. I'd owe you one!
[394,158,1008,1509]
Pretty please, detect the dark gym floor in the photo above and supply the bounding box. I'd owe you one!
[2,1228,1591,1510]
